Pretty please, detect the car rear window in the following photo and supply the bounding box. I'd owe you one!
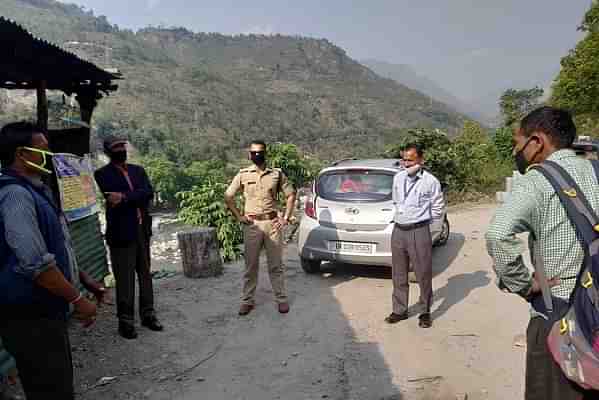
[316,170,396,202]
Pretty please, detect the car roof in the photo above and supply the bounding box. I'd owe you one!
[320,158,403,173]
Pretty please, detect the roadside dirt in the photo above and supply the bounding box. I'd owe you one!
[4,203,530,400]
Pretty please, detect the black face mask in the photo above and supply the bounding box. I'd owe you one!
[109,150,127,163]
[514,139,532,175]
[250,151,266,165]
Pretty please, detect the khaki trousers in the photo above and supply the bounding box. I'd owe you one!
[242,219,287,305]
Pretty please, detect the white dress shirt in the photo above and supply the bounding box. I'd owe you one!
[392,168,444,225]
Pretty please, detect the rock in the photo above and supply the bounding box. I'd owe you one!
[513,334,526,348]
[96,376,117,386]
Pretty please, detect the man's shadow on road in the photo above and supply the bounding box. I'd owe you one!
[408,270,491,319]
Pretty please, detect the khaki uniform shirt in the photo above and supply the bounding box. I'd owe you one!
[225,166,295,215]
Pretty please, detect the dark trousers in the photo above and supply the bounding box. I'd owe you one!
[525,317,595,400]
[110,225,155,326]
[0,317,74,400]
[391,224,433,315]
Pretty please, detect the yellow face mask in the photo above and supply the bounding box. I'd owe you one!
[19,146,55,174]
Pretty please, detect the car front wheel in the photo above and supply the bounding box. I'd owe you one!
[433,216,450,247]
[300,257,321,274]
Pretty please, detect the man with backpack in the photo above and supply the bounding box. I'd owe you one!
[486,107,596,399]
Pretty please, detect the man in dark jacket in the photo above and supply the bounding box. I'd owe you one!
[94,136,163,339]
[0,122,97,399]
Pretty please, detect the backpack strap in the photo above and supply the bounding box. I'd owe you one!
[530,160,599,307]
[540,161,599,246]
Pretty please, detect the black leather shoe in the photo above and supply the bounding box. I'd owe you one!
[141,316,164,332]
[384,312,408,324]
[418,313,432,328]
[118,323,138,339]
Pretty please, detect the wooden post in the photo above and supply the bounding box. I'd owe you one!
[36,80,48,131]
[75,89,98,154]
[177,228,224,278]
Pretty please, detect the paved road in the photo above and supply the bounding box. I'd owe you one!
[68,203,529,400]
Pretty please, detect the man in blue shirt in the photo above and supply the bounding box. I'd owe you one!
[0,122,97,399]
[386,144,444,328]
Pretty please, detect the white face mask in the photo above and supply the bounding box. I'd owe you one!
[406,164,421,176]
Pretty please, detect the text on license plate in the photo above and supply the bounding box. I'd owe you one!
[328,241,374,254]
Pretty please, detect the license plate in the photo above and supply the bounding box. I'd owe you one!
[328,241,374,254]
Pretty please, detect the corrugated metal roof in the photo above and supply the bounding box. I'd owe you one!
[0,16,120,93]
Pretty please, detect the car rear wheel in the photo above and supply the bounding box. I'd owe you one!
[433,216,450,247]
[301,257,321,274]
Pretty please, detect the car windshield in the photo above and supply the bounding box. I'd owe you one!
[316,170,396,202]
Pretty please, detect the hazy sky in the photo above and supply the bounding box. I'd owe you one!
[63,0,590,105]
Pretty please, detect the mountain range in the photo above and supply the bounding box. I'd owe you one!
[0,0,470,163]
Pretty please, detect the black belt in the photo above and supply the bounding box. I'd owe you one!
[395,220,431,231]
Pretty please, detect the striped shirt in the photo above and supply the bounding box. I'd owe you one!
[0,174,78,286]
[486,149,599,302]
[392,169,444,225]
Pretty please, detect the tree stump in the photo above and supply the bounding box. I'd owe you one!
[177,228,223,278]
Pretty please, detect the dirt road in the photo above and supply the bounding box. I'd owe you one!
[59,203,530,400]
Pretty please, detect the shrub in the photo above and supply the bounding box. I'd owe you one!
[177,182,243,262]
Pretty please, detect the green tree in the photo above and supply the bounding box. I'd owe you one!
[142,156,185,206]
[183,159,228,186]
[384,128,458,190]
[267,143,321,189]
[177,182,243,262]
[451,121,508,190]
[499,87,544,126]
[493,126,513,161]
[552,2,599,117]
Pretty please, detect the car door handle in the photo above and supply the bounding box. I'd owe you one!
[381,208,393,211]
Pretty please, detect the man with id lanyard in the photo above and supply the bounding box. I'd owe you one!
[385,143,444,328]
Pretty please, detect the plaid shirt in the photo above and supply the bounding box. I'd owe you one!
[486,149,599,301]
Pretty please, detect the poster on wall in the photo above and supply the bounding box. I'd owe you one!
[52,153,99,222]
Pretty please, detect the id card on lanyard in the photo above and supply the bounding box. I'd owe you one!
[403,176,419,201]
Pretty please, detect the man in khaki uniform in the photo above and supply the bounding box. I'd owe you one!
[225,140,296,316]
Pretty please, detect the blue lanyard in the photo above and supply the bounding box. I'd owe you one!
[403,176,420,200]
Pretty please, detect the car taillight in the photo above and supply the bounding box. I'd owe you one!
[305,197,316,219]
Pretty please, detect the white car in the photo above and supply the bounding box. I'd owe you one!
[297,159,450,273]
